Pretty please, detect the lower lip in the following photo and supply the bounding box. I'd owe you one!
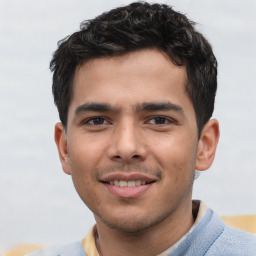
[103,183,153,198]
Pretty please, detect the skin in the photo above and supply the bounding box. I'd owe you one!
[55,48,219,256]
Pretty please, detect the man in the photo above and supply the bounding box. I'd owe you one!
[27,2,256,255]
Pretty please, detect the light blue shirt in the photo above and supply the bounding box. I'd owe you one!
[26,207,256,256]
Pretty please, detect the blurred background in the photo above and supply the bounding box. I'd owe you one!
[0,0,255,253]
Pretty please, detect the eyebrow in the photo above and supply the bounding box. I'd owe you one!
[135,102,184,113]
[75,102,115,115]
[75,101,184,115]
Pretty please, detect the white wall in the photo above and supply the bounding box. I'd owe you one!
[0,0,255,252]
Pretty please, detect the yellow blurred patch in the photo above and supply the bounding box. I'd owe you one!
[4,244,45,256]
[221,215,256,234]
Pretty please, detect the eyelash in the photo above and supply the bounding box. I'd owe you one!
[147,116,175,125]
[83,116,110,126]
[83,116,175,126]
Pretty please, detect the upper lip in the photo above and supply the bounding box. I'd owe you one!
[99,172,158,183]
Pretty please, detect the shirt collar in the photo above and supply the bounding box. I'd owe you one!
[81,200,207,256]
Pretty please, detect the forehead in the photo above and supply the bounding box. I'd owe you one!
[69,48,191,113]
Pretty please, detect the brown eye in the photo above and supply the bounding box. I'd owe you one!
[148,117,170,125]
[87,117,107,125]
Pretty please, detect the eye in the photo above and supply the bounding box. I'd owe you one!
[85,117,108,125]
[147,116,173,125]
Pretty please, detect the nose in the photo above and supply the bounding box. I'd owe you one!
[107,121,148,163]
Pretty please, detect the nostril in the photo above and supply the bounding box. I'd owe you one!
[133,155,140,159]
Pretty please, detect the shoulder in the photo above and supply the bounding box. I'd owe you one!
[206,215,256,256]
[25,241,87,256]
[179,206,256,256]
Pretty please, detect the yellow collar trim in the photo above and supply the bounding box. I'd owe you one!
[81,201,206,256]
[81,226,99,256]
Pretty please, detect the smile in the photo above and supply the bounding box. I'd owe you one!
[103,180,154,187]
[101,177,156,198]
[99,172,158,198]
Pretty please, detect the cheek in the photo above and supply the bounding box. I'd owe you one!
[73,176,103,211]
[68,134,107,170]
[69,152,103,209]
[67,140,99,192]
[150,133,198,191]
[67,133,111,198]
[151,133,197,167]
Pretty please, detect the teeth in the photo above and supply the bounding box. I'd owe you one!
[135,180,141,186]
[128,181,135,187]
[119,180,128,187]
[109,180,148,187]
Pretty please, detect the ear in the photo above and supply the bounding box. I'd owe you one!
[195,119,220,171]
[54,122,71,175]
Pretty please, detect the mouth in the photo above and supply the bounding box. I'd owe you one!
[101,180,155,187]
[99,173,157,198]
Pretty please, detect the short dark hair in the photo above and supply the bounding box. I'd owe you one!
[50,1,217,135]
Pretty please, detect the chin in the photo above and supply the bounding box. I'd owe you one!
[101,217,152,233]
[96,208,173,233]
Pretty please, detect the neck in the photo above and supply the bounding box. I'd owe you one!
[94,199,194,256]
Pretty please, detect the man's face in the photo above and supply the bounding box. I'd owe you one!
[58,48,202,232]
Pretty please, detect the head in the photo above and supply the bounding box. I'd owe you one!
[50,1,217,136]
[52,2,219,236]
